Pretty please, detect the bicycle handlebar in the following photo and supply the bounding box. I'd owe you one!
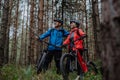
[72,35,87,43]
[42,40,61,48]
[34,33,61,48]
[61,35,87,48]
[29,27,61,48]
[33,31,86,49]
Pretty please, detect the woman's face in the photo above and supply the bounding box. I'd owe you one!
[70,22,77,29]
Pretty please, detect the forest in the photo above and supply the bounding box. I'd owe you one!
[0,0,120,80]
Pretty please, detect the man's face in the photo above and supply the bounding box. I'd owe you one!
[70,22,77,29]
[54,21,61,28]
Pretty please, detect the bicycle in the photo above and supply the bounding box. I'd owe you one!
[36,40,61,74]
[83,48,98,75]
[60,38,98,80]
[36,48,48,74]
[32,32,59,74]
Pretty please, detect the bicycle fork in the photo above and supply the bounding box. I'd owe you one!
[69,54,78,71]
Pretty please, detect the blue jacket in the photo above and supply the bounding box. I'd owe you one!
[39,27,69,51]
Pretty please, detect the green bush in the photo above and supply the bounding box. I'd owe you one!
[0,63,102,80]
[0,64,37,80]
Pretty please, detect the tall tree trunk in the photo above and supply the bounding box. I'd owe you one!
[0,0,2,17]
[4,0,12,64]
[0,0,9,66]
[37,0,44,61]
[85,0,89,61]
[12,0,19,63]
[91,0,100,59]
[0,0,1,28]
[8,0,13,63]
[51,0,54,27]
[33,0,39,64]
[19,6,25,65]
[25,0,29,65]
[0,0,1,10]
[9,0,14,63]
[5,0,13,64]
[28,0,35,64]
[62,0,65,20]
[101,0,120,80]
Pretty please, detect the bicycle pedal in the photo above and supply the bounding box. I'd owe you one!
[73,69,77,71]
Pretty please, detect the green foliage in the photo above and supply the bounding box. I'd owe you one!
[39,67,63,80]
[0,63,102,80]
[0,64,37,80]
[84,71,102,80]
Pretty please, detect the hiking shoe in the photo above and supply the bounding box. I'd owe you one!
[75,76,80,80]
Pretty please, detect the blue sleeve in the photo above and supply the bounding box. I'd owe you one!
[63,30,69,37]
[39,29,51,40]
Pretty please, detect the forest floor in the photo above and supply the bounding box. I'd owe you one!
[0,60,102,80]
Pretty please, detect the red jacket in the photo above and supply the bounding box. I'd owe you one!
[63,28,88,73]
[63,28,85,50]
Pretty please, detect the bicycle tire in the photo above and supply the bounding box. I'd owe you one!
[87,61,98,75]
[36,53,43,68]
[60,53,72,80]
[37,52,47,74]
[83,50,89,62]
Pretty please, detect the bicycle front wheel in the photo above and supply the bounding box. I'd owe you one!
[60,53,71,80]
[60,53,75,80]
[37,52,47,74]
[87,61,98,75]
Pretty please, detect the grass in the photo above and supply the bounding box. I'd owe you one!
[0,62,102,80]
[0,64,37,80]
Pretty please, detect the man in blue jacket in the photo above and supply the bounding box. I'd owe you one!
[38,19,69,74]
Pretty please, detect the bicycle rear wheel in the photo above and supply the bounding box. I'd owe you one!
[87,61,98,75]
[60,53,78,80]
[37,52,47,74]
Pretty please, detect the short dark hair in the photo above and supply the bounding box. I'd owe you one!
[54,19,63,25]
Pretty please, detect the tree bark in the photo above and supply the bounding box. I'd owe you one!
[5,0,13,64]
[91,0,101,59]
[101,0,120,80]
[36,0,44,61]
[19,6,25,65]
[85,0,89,61]
[12,0,19,63]
[0,0,2,13]
[0,0,9,66]
[24,0,30,65]
[28,0,35,64]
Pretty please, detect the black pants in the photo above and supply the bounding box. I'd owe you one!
[44,50,62,72]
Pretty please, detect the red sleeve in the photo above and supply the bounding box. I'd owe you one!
[63,35,70,45]
[79,29,85,36]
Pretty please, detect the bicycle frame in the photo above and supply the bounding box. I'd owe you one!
[36,40,61,74]
[60,37,98,80]
[69,50,79,72]
[61,35,88,73]
[37,49,48,74]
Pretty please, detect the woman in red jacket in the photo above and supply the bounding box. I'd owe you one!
[63,20,88,80]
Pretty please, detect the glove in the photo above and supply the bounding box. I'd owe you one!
[34,35,38,39]
[61,44,67,48]
[39,39,43,42]
[37,37,42,42]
